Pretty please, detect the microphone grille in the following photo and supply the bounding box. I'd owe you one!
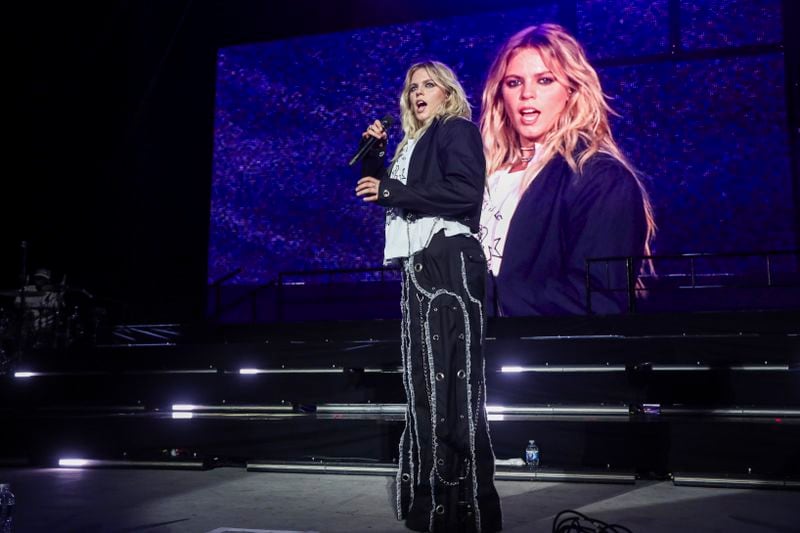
[380,114,395,127]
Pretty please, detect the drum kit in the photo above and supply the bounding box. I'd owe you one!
[0,267,98,365]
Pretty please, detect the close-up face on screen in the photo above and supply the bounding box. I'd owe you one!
[208,1,794,318]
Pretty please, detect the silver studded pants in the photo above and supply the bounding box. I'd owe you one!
[397,231,502,533]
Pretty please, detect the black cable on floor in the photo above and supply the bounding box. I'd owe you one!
[553,509,633,533]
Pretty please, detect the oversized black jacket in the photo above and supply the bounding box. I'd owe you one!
[492,152,648,316]
[362,116,485,233]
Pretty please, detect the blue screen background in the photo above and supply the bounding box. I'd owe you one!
[208,1,793,288]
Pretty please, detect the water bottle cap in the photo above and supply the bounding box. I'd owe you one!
[528,440,535,444]
[0,483,9,490]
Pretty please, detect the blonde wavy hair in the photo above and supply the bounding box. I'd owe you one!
[392,61,472,162]
[480,23,656,261]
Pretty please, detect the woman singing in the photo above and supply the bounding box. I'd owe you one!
[356,61,502,533]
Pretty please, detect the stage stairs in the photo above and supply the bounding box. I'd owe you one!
[1,310,798,488]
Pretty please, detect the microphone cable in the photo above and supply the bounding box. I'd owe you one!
[553,509,633,533]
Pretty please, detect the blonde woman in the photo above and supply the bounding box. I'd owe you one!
[479,24,656,316]
[356,61,502,532]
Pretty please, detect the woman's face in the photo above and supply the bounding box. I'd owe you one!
[501,47,570,146]
[408,68,447,123]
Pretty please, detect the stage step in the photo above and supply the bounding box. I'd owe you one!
[2,311,798,479]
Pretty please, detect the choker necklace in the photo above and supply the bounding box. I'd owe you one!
[520,146,535,163]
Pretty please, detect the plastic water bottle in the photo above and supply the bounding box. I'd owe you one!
[0,483,14,533]
[525,440,540,468]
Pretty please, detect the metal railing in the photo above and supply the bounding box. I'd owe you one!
[210,250,799,321]
[585,250,800,313]
[210,266,400,322]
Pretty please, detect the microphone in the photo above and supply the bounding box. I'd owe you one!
[348,114,394,166]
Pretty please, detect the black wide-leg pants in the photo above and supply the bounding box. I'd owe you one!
[397,231,502,533]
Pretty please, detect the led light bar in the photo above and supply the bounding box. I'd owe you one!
[58,458,204,470]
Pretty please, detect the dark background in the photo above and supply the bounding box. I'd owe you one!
[4,0,799,323]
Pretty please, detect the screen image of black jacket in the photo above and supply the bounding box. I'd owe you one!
[491,151,649,316]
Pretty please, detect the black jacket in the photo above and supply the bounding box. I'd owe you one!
[493,152,648,316]
[362,116,485,233]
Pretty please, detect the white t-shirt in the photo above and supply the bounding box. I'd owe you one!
[383,136,471,265]
[478,146,544,276]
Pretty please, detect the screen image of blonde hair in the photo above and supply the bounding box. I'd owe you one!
[480,23,656,264]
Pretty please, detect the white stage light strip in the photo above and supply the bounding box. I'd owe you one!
[248,462,398,475]
[58,458,203,469]
[486,405,628,415]
[166,403,797,420]
[500,364,791,373]
[247,462,634,484]
[651,364,711,371]
[729,364,790,371]
[59,458,90,467]
[672,473,796,489]
[235,368,342,374]
[500,365,625,373]
[237,367,402,375]
[171,404,293,413]
[173,403,627,416]
[238,367,403,376]
[172,404,198,411]
[315,403,405,414]
[14,369,215,377]
[496,470,634,483]
[363,367,403,373]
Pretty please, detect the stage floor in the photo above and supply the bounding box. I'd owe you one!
[1,467,797,532]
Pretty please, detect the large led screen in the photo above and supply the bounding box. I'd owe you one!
[209,3,794,318]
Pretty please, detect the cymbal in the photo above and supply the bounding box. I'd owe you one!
[0,289,49,297]
[62,286,93,296]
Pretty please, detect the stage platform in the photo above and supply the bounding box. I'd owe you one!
[1,466,798,532]
[2,310,798,485]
